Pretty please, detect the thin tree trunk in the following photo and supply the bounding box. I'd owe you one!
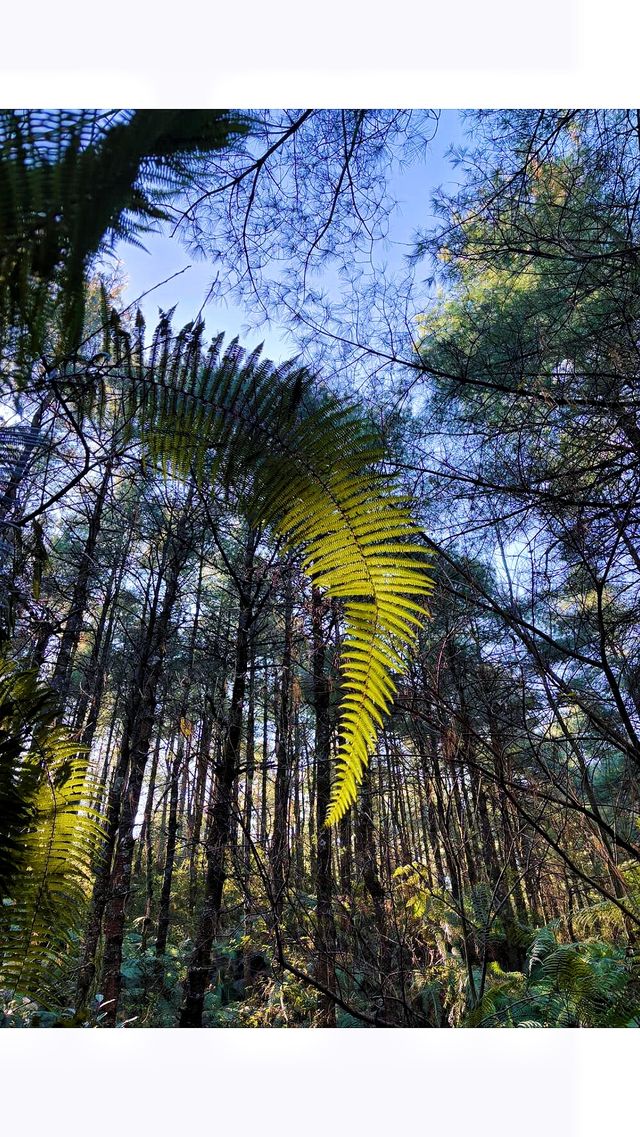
[260,662,269,846]
[312,585,336,1026]
[99,503,192,1025]
[243,649,256,882]
[155,749,182,977]
[51,456,113,707]
[270,575,293,920]
[180,531,256,1027]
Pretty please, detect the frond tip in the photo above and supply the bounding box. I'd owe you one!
[290,474,433,826]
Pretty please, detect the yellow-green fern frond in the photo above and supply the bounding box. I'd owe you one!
[279,472,433,825]
[0,661,104,1006]
[97,314,435,825]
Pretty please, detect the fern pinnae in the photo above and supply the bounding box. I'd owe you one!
[0,662,104,1005]
[98,314,434,825]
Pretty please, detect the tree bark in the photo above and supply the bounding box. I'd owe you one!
[312,585,337,1026]
[99,502,192,1025]
[270,575,293,920]
[51,456,113,708]
[179,531,256,1027]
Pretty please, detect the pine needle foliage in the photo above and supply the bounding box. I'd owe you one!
[0,660,103,1005]
[100,311,434,824]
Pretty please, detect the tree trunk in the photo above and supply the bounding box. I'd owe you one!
[180,531,256,1027]
[312,585,336,1026]
[51,456,113,708]
[155,749,182,978]
[99,504,192,1025]
[270,575,293,920]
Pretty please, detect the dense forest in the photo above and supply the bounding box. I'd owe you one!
[2,108,640,1029]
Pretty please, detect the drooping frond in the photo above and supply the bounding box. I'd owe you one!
[101,312,433,825]
[280,474,432,825]
[0,660,103,1005]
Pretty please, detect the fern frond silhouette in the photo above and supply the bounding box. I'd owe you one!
[98,312,433,824]
[0,109,248,360]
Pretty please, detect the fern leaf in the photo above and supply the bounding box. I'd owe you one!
[0,660,104,1006]
[102,315,434,825]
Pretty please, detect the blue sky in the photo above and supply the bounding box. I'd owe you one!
[112,110,468,365]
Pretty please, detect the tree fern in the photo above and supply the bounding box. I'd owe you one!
[469,924,640,1027]
[0,660,103,1006]
[99,312,434,824]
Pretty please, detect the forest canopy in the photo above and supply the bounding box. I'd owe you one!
[1,108,640,1029]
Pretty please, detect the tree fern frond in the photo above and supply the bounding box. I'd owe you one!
[0,110,249,362]
[97,313,434,824]
[0,660,104,1006]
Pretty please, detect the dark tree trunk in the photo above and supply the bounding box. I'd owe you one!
[180,532,256,1027]
[139,732,162,951]
[189,710,212,913]
[270,576,293,920]
[243,649,256,880]
[354,762,404,1022]
[312,585,336,1026]
[75,535,130,749]
[260,662,269,847]
[51,457,113,708]
[155,750,182,976]
[75,725,130,1009]
[99,505,192,1025]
